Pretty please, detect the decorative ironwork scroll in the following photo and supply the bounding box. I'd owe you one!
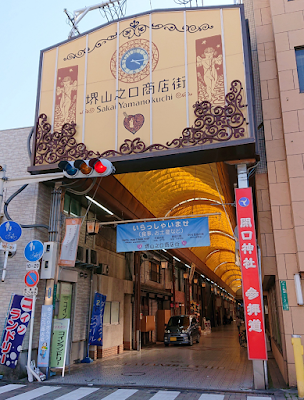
[35,114,101,165]
[34,80,246,165]
[64,19,213,61]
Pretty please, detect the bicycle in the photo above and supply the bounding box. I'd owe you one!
[239,329,247,347]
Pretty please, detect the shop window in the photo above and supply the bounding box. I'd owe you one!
[103,301,120,324]
[149,261,161,283]
[63,194,81,216]
[295,47,304,92]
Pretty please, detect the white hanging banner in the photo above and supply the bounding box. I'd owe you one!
[59,218,82,267]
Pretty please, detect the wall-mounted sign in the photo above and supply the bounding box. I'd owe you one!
[31,6,255,174]
[280,280,289,311]
[235,187,267,361]
[116,217,210,252]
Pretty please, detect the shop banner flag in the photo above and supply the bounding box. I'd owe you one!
[235,187,267,360]
[59,218,82,267]
[116,217,210,252]
[0,294,33,369]
[89,293,107,346]
[37,305,53,368]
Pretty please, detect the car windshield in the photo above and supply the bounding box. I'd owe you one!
[167,316,190,328]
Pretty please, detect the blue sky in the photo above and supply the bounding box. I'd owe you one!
[0,0,235,130]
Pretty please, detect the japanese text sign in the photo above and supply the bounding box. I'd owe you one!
[235,187,267,360]
[59,218,81,267]
[50,319,70,369]
[116,217,210,252]
[0,295,33,368]
[89,293,107,346]
[37,305,53,367]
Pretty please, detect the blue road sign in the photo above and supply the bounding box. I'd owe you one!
[24,240,44,262]
[0,221,22,243]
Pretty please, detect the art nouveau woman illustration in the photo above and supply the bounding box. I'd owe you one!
[197,47,223,102]
[56,76,78,123]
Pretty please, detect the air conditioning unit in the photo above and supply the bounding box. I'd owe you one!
[102,264,109,275]
[85,248,98,266]
[76,246,85,263]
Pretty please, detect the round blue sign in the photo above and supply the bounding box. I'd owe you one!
[24,240,44,262]
[238,197,250,207]
[0,221,22,243]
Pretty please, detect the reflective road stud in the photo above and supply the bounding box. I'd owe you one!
[291,335,304,399]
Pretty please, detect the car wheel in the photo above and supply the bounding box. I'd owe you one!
[196,334,200,344]
[164,343,169,347]
[189,335,193,346]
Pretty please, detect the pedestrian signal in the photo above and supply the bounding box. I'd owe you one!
[58,158,115,178]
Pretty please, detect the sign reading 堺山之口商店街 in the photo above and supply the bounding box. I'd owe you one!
[31,7,256,174]
[116,217,210,253]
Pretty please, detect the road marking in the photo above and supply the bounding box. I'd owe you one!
[54,387,99,399]
[0,385,26,394]
[149,391,180,400]
[100,389,138,400]
[6,386,61,399]
[247,397,272,400]
[198,395,225,400]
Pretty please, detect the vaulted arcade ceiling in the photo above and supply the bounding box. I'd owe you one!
[116,162,242,293]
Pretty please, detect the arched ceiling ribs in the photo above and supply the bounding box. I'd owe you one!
[205,249,220,260]
[209,230,236,241]
[213,262,228,274]
[230,278,242,285]
[225,274,242,285]
[165,197,223,217]
[218,263,239,278]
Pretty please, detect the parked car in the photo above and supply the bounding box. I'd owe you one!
[164,315,200,346]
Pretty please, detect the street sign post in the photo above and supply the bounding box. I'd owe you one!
[24,270,39,288]
[24,241,44,262]
[0,221,22,242]
[0,221,22,281]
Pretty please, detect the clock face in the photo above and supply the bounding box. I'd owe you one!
[110,39,159,83]
[121,48,149,75]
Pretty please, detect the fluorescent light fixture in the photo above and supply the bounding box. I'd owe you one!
[86,196,114,215]
[201,274,205,278]
[185,264,191,269]
[206,278,210,281]
[294,274,304,305]
[162,249,167,252]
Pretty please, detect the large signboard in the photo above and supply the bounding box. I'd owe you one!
[117,217,210,252]
[31,6,255,174]
[0,295,33,369]
[235,187,267,360]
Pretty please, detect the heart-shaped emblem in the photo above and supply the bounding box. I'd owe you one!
[123,112,145,134]
[182,241,187,246]
[137,244,142,249]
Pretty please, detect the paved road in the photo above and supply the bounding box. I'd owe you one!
[0,383,297,400]
[49,325,254,391]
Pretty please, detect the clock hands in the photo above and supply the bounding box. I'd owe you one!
[130,58,146,65]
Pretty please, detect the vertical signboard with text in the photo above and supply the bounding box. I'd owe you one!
[235,187,267,360]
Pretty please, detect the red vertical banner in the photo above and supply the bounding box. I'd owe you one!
[235,187,267,360]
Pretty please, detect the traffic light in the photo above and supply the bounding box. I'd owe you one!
[58,158,115,178]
